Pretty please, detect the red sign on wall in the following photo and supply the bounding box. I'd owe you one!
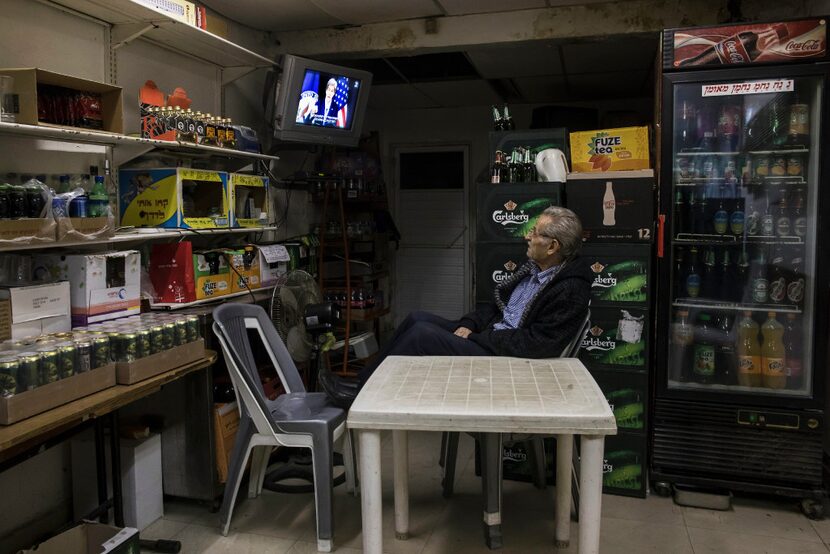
[664,18,827,69]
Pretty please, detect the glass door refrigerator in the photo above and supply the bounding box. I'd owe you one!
[653,18,829,516]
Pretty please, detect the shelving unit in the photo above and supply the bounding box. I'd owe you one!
[675,234,804,245]
[50,0,273,75]
[150,285,276,310]
[673,298,802,314]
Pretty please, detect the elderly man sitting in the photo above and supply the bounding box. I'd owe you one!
[321,206,592,407]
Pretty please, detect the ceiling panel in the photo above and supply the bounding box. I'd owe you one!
[513,75,569,103]
[567,70,650,99]
[561,36,657,75]
[312,0,442,25]
[201,0,342,31]
[412,80,502,107]
[367,84,439,110]
[467,43,563,78]
[437,0,546,16]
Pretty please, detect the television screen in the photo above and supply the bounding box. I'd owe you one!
[294,69,363,130]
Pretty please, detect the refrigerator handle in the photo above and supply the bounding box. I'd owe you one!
[657,214,665,258]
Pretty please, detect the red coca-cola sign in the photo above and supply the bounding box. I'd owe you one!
[665,18,827,69]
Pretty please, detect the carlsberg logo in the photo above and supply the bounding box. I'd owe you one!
[583,336,616,351]
[492,270,512,283]
[492,210,529,226]
[593,275,618,288]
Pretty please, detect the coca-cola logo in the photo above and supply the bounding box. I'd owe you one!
[724,40,748,63]
[786,39,823,52]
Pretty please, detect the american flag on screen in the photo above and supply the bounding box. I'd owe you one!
[334,77,350,129]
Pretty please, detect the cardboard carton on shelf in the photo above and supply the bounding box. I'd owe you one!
[257,244,290,288]
[32,251,141,326]
[0,363,116,425]
[214,401,241,484]
[116,339,205,384]
[149,242,231,303]
[118,168,229,229]
[0,68,123,134]
[229,173,269,228]
[569,126,650,173]
[0,281,71,341]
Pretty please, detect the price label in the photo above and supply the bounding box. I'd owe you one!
[702,79,795,97]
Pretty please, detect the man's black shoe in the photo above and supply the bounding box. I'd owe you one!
[318,370,359,409]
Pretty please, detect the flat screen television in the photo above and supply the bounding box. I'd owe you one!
[271,55,372,147]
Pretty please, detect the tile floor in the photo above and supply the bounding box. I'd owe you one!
[141,432,830,553]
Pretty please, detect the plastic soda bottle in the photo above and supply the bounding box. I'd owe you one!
[736,311,762,387]
[761,311,786,389]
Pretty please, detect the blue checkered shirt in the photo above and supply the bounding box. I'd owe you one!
[493,263,562,330]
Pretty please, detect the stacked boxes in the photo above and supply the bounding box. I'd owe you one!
[229,173,269,228]
[578,242,652,498]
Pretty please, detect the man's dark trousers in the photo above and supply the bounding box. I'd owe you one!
[358,311,491,385]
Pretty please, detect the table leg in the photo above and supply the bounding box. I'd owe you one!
[555,434,573,548]
[359,430,383,554]
[393,430,409,540]
[578,435,605,554]
[480,433,504,549]
[109,412,124,527]
[94,418,108,524]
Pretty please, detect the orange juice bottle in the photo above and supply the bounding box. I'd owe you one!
[736,311,762,387]
[761,311,786,389]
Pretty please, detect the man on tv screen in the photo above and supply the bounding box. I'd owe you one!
[295,71,352,129]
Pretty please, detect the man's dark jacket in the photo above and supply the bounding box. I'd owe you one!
[459,255,592,358]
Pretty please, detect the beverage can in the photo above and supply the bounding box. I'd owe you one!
[150,325,164,354]
[74,340,92,373]
[161,323,176,350]
[25,184,45,218]
[91,336,110,368]
[51,196,68,218]
[18,353,40,391]
[0,358,19,397]
[37,347,59,383]
[186,315,200,342]
[137,329,151,358]
[69,195,88,218]
[115,333,138,363]
[57,343,76,378]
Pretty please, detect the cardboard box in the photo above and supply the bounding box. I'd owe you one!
[193,251,231,300]
[17,521,139,554]
[474,242,527,302]
[229,173,269,228]
[0,68,123,134]
[72,433,163,531]
[56,216,114,242]
[149,242,231,303]
[135,0,196,25]
[476,182,564,242]
[569,126,650,172]
[579,307,649,372]
[257,244,290,288]
[0,363,115,425]
[591,369,648,431]
[204,7,231,38]
[581,243,652,306]
[33,252,140,326]
[565,173,654,243]
[0,282,71,341]
[116,339,205,384]
[119,168,229,229]
[214,401,241,484]
[600,432,647,498]
[227,248,261,293]
[0,218,56,246]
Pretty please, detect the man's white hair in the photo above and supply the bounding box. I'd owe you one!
[327,78,337,88]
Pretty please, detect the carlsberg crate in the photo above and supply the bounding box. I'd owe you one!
[474,242,528,303]
[599,432,647,498]
[476,182,564,242]
[591,369,648,432]
[581,243,651,307]
[579,307,649,372]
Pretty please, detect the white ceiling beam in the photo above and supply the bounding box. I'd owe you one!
[273,0,824,58]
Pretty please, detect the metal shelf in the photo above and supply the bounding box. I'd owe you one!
[0,121,279,165]
[51,0,273,70]
[676,148,809,157]
[673,298,802,314]
[150,285,276,311]
[0,225,277,253]
[667,379,808,397]
[675,151,741,157]
[675,234,804,245]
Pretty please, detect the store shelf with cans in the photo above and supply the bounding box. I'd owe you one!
[0,121,279,169]
[49,0,274,73]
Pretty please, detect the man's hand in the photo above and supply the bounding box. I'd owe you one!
[454,326,473,339]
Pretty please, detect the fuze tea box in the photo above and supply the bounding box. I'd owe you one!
[193,251,231,300]
[119,168,229,229]
[570,126,650,172]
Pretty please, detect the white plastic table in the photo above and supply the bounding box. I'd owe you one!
[347,356,617,554]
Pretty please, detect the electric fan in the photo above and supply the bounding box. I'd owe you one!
[269,269,322,364]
